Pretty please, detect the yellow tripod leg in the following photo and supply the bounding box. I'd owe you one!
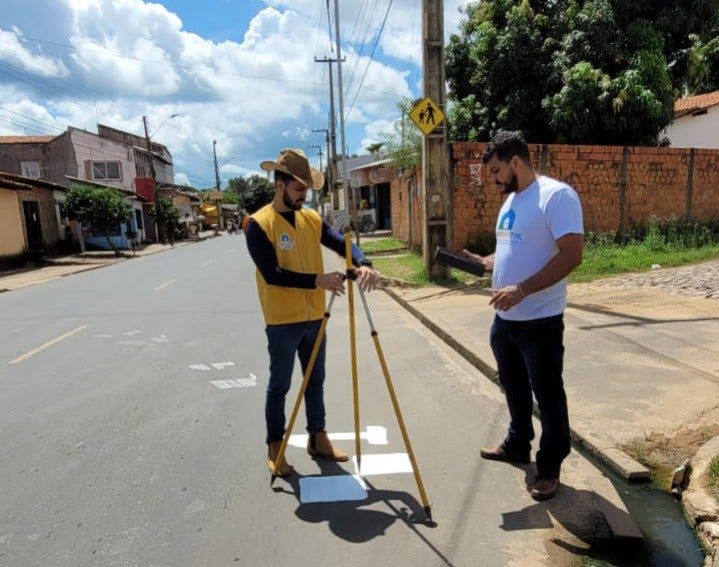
[345,232,362,470]
[271,295,336,484]
[356,286,433,522]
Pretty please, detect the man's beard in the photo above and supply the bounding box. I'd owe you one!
[499,172,518,194]
[282,191,304,210]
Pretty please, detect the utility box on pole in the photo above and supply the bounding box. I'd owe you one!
[421,0,450,278]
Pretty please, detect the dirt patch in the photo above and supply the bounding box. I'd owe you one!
[622,423,719,490]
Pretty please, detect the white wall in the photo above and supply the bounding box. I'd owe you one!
[666,105,719,148]
[70,129,135,191]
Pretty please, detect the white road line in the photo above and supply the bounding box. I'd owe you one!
[201,260,215,266]
[154,279,176,291]
[9,324,88,365]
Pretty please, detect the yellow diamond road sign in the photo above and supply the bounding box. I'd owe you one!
[409,96,444,135]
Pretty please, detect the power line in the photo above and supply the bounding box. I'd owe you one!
[345,0,394,121]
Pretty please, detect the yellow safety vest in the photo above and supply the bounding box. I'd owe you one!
[251,205,326,325]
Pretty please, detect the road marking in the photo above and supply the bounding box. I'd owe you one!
[289,426,388,448]
[154,279,176,291]
[299,475,367,504]
[150,334,169,343]
[189,364,212,371]
[9,324,88,364]
[201,260,214,266]
[210,374,257,389]
[211,362,235,370]
[122,330,143,336]
[352,453,413,476]
[93,334,112,338]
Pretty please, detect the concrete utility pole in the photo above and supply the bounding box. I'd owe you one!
[143,115,160,242]
[308,144,324,210]
[332,0,357,242]
[314,57,340,211]
[422,0,450,277]
[212,140,224,231]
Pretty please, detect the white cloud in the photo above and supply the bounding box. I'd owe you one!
[174,172,190,185]
[0,27,70,77]
[0,0,469,188]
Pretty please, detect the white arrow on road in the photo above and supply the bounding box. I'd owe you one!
[288,426,388,448]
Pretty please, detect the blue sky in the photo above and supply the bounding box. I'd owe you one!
[0,0,468,188]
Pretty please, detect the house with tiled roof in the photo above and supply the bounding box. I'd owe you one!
[666,90,719,148]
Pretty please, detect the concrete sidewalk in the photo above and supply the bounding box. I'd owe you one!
[0,232,220,293]
[386,281,719,482]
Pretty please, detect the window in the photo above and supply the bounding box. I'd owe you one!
[135,209,143,230]
[21,161,41,179]
[92,161,122,181]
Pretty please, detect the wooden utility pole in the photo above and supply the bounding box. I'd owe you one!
[421,0,450,277]
[143,115,160,242]
[213,139,224,231]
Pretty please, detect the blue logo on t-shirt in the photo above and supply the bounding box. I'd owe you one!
[498,209,516,230]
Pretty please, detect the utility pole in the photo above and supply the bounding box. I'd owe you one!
[422,0,450,277]
[332,0,356,243]
[314,56,340,214]
[308,144,324,210]
[312,127,332,217]
[143,115,160,243]
[213,139,223,231]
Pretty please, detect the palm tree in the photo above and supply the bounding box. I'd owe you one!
[365,142,385,158]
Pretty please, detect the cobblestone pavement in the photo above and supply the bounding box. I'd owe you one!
[592,259,719,299]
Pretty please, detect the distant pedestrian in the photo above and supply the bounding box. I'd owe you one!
[462,130,583,501]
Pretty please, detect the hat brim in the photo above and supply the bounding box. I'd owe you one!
[260,161,324,190]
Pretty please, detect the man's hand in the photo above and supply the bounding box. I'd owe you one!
[461,249,494,271]
[315,271,346,295]
[489,285,525,311]
[355,266,379,293]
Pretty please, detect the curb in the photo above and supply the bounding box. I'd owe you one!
[383,286,651,484]
[683,435,719,565]
[0,240,195,293]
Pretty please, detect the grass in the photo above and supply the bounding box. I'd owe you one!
[360,236,407,254]
[570,244,719,283]
[372,217,719,287]
[373,250,483,287]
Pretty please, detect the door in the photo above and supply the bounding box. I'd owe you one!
[23,201,44,251]
[376,183,392,229]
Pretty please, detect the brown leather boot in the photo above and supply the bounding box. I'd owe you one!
[307,431,349,462]
[267,442,293,477]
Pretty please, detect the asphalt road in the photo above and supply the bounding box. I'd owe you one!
[1,235,599,566]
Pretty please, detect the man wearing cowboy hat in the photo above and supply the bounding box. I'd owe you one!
[245,148,379,477]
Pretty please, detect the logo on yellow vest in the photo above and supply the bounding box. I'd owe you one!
[279,233,294,250]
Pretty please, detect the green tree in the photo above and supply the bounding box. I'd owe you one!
[445,0,719,145]
[228,174,274,214]
[151,197,180,244]
[365,142,385,157]
[64,184,132,256]
[381,98,423,170]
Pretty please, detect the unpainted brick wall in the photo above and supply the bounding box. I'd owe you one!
[396,143,719,252]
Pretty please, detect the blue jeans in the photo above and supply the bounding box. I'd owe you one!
[265,320,326,444]
[490,314,570,479]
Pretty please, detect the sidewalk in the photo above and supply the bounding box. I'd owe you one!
[0,231,219,293]
[385,278,719,482]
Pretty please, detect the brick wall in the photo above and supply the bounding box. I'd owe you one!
[391,169,423,249]
[417,142,719,253]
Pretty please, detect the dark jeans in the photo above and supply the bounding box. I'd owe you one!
[490,314,570,479]
[265,319,326,444]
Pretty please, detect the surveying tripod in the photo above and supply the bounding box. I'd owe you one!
[270,233,433,522]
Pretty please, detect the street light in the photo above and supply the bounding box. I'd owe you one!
[150,113,181,138]
[143,113,181,242]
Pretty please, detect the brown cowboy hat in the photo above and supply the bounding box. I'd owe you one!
[260,148,324,190]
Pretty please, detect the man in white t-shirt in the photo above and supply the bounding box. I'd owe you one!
[462,131,583,501]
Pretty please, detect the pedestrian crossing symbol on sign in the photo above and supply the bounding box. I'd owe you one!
[409,96,444,135]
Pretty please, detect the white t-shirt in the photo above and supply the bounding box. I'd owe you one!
[492,175,583,321]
